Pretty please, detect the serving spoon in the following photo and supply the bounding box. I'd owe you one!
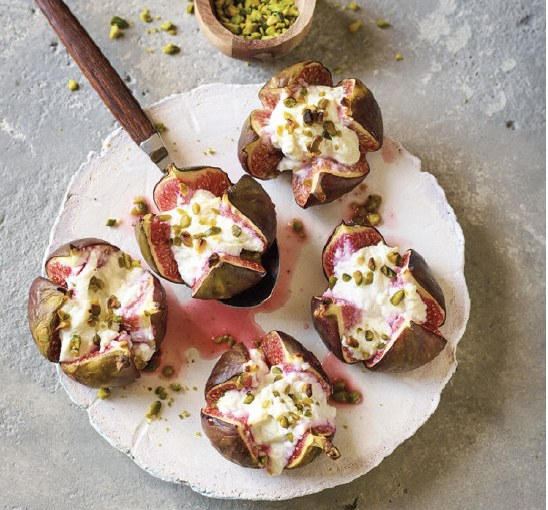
[35,0,279,308]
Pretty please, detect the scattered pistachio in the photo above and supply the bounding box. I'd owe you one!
[381,265,397,278]
[131,200,148,216]
[353,270,363,285]
[140,8,152,23]
[347,391,361,403]
[387,251,403,266]
[395,53,404,61]
[367,213,381,226]
[155,386,168,400]
[186,4,194,14]
[328,275,338,290]
[331,391,348,402]
[160,21,177,35]
[271,366,283,375]
[333,67,343,75]
[291,218,305,238]
[365,330,374,341]
[110,16,129,29]
[376,18,391,28]
[341,273,352,282]
[162,365,174,378]
[105,218,118,227]
[348,20,362,33]
[162,44,180,55]
[146,400,162,420]
[214,334,234,344]
[110,25,123,39]
[192,203,201,215]
[232,225,242,237]
[243,392,255,404]
[259,455,269,467]
[170,383,182,392]
[67,79,79,91]
[363,271,374,285]
[69,335,81,356]
[154,122,167,133]
[349,2,359,11]
[97,387,111,400]
[158,214,172,222]
[284,97,297,108]
[390,289,405,306]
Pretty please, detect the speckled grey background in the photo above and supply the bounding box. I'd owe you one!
[0,0,545,508]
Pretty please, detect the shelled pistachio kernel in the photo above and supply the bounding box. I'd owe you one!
[381,265,397,278]
[146,400,162,420]
[131,197,148,216]
[105,218,118,227]
[97,387,111,400]
[162,44,180,55]
[390,289,405,306]
[67,79,79,91]
[140,8,152,22]
[363,271,374,285]
[328,275,338,289]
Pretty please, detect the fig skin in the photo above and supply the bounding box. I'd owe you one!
[28,239,168,388]
[28,277,67,362]
[201,331,339,472]
[136,165,277,301]
[238,61,383,208]
[311,222,447,373]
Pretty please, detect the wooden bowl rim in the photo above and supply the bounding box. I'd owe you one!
[194,0,316,50]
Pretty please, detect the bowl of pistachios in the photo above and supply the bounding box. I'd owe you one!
[194,0,315,61]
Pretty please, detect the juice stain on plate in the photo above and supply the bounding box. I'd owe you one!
[157,227,307,372]
[381,137,402,164]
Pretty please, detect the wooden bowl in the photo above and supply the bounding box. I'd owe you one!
[194,0,316,62]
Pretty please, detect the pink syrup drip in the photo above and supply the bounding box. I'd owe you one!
[153,226,308,374]
[381,137,402,164]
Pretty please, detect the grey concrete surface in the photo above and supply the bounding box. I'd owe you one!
[0,0,545,508]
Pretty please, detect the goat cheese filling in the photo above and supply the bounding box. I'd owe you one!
[164,189,265,286]
[216,350,336,475]
[268,85,360,172]
[326,242,427,361]
[58,247,157,365]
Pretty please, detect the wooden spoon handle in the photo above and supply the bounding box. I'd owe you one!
[35,0,156,145]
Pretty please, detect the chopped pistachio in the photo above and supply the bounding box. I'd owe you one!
[186,4,194,14]
[67,79,79,91]
[140,8,152,23]
[110,16,129,29]
[328,275,338,290]
[390,289,405,306]
[146,400,162,420]
[381,265,397,278]
[363,271,374,285]
[105,218,118,227]
[162,365,174,378]
[162,44,180,55]
[333,67,343,75]
[395,53,404,61]
[376,18,391,28]
[291,218,305,238]
[348,20,362,33]
[97,388,111,400]
[232,225,242,237]
[243,392,255,404]
[333,380,347,392]
[347,391,361,403]
[341,273,352,282]
[349,2,359,11]
[170,383,182,392]
[154,122,167,133]
[109,25,123,39]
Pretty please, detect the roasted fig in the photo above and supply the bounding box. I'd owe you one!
[135,164,277,301]
[28,239,168,388]
[238,61,383,208]
[201,331,340,475]
[311,222,447,373]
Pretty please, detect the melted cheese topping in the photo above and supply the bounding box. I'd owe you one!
[58,247,156,364]
[268,85,360,172]
[165,190,265,286]
[216,350,336,475]
[327,242,427,361]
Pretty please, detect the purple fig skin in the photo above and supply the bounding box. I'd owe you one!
[366,320,447,373]
[312,222,448,372]
[201,331,338,471]
[238,61,383,208]
[29,239,168,388]
[60,341,140,388]
[28,277,66,362]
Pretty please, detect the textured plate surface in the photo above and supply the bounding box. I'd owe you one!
[46,83,469,500]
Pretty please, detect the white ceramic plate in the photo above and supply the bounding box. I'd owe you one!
[46,83,469,500]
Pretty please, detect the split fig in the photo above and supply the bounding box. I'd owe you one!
[28,239,168,388]
[135,164,277,301]
[201,331,340,475]
[238,61,383,208]
[311,222,447,373]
